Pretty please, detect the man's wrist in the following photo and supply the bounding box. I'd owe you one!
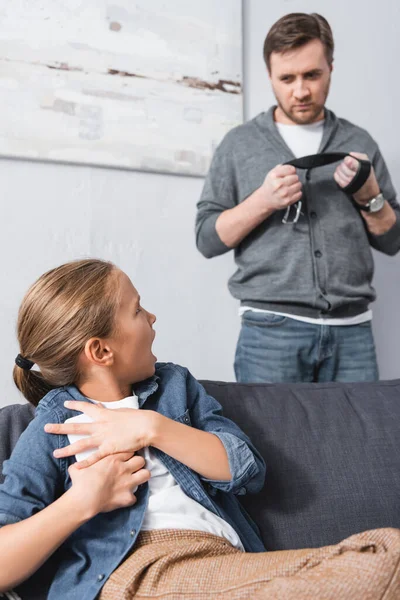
[354,186,380,206]
[360,200,396,235]
[356,192,386,214]
[255,185,276,217]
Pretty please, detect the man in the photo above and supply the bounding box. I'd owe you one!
[195,13,400,383]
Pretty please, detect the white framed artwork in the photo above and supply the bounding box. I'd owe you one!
[0,1,243,176]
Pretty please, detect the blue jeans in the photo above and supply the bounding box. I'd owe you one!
[234,311,379,383]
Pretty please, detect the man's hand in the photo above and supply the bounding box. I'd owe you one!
[260,164,302,212]
[44,401,160,468]
[334,152,380,205]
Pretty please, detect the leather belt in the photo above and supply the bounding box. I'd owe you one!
[281,152,371,223]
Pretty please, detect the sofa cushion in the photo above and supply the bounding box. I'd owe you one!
[201,379,400,551]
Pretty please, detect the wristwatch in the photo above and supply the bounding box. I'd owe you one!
[358,192,385,213]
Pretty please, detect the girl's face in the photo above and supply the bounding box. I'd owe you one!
[109,270,157,385]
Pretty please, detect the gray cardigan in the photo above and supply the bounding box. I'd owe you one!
[196,107,400,318]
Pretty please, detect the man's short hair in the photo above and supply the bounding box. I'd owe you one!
[263,13,334,71]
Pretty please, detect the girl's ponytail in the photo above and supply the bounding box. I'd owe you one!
[13,363,55,407]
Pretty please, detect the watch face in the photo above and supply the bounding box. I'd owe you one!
[369,193,385,212]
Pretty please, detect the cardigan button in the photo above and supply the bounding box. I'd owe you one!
[97,574,105,582]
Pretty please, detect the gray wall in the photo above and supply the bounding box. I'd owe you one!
[2,0,400,407]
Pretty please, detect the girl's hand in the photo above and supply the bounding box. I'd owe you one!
[44,401,159,468]
[68,452,150,516]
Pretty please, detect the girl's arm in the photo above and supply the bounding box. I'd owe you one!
[45,367,266,494]
[0,487,91,592]
[151,415,231,480]
[0,452,148,592]
[46,402,231,480]
[181,367,266,494]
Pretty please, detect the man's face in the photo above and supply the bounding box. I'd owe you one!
[269,39,332,125]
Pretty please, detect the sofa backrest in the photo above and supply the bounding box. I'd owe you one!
[0,403,35,484]
[201,378,400,551]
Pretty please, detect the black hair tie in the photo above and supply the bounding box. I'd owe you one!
[15,354,34,370]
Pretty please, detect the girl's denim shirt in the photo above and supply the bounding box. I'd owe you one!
[0,362,266,600]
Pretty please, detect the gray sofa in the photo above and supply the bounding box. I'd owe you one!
[1,378,400,599]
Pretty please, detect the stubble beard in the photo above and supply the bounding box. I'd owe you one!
[277,98,325,125]
[275,77,331,125]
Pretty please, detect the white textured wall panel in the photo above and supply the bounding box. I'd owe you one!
[0,0,243,176]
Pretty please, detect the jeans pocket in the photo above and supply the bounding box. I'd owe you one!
[241,310,287,327]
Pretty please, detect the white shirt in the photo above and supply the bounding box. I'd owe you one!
[276,119,324,158]
[65,396,244,550]
[241,119,372,327]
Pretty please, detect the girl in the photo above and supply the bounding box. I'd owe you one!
[0,259,399,600]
